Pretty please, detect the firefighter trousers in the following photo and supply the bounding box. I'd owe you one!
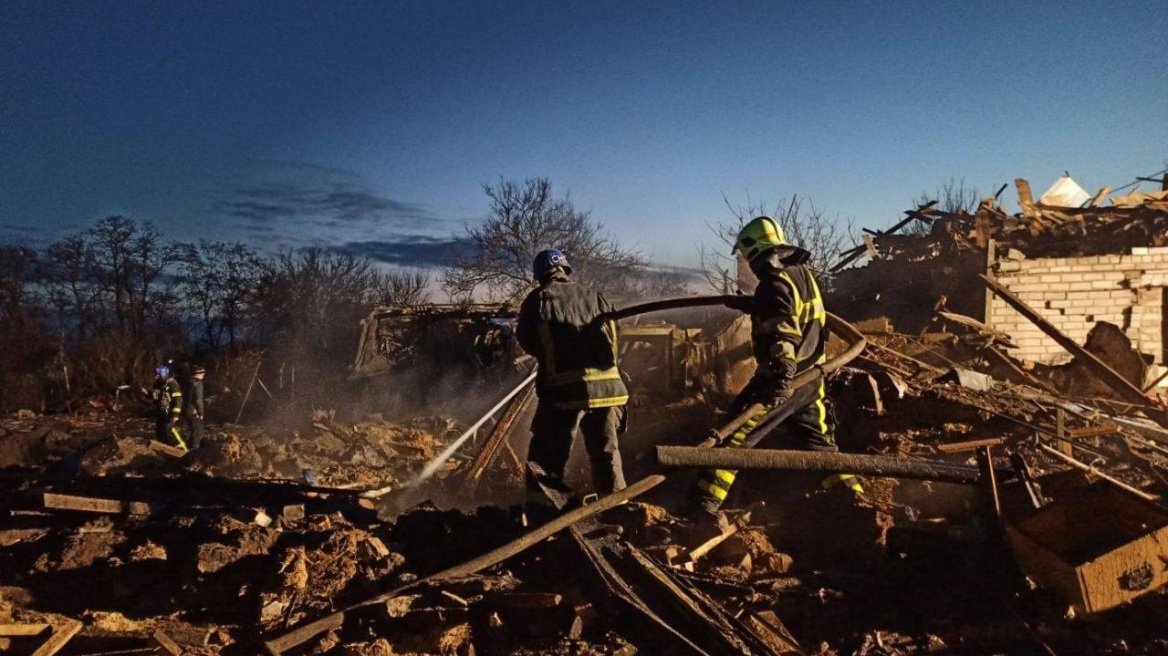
[527,403,627,499]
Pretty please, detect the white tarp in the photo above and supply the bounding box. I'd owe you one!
[1039,175,1091,208]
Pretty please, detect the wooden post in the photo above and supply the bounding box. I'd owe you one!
[235,357,263,424]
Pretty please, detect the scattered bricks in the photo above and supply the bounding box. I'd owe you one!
[282,504,305,522]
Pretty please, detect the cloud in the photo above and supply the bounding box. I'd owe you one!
[213,182,431,226]
[336,236,473,267]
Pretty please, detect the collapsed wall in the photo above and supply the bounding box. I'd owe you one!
[988,247,1167,383]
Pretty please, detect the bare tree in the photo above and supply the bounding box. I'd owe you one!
[254,248,379,353]
[373,267,431,307]
[904,178,982,235]
[85,216,179,340]
[177,240,264,350]
[41,234,103,344]
[0,246,39,320]
[701,194,855,292]
[442,177,645,303]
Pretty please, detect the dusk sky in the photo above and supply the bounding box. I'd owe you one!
[2,1,1165,270]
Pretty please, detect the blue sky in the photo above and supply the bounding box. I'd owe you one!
[2,0,1165,269]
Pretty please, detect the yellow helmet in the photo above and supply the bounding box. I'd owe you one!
[734,216,788,262]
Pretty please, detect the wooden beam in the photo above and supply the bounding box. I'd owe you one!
[936,437,1006,454]
[149,441,187,458]
[152,629,184,656]
[43,493,162,515]
[1015,178,1036,217]
[30,619,82,656]
[0,623,50,637]
[861,233,879,258]
[1038,444,1160,504]
[980,274,1168,426]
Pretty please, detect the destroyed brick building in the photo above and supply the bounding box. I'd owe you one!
[3,172,1168,655]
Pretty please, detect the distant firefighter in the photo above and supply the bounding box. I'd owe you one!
[147,364,187,452]
[185,365,207,450]
[516,249,629,517]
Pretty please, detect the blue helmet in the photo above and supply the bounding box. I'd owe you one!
[155,365,170,379]
[533,249,572,281]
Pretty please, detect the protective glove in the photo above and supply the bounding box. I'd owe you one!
[761,357,796,409]
[767,385,794,409]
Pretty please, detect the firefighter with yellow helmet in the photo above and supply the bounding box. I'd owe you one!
[689,216,861,521]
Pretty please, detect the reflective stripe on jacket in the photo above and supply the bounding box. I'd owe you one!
[751,262,826,378]
[517,273,628,409]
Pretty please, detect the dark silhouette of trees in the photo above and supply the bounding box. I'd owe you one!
[373,268,431,307]
[177,240,263,350]
[443,177,645,303]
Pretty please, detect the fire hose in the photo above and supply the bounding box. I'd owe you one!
[597,295,868,448]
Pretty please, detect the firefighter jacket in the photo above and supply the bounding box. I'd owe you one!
[750,252,827,388]
[186,377,204,418]
[517,272,629,410]
[150,377,183,418]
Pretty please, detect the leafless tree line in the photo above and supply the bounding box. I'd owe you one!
[0,216,430,411]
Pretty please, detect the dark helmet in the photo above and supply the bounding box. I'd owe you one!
[155,364,170,378]
[193,366,206,375]
[532,249,572,281]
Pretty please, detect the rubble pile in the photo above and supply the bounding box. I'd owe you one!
[829,176,1168,333]
[3,302,1168,655]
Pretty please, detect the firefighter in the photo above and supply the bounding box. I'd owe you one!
[185,365,206,450]
[148,364,187,451]
[516,249,629,517]
[688,216,861,522]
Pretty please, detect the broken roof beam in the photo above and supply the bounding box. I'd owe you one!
[1038,443,1160,504]
[830,202,937,272]
[980,273,1168,426]
[1016,178,1037,218]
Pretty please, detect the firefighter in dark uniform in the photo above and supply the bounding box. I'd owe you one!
[148,364,187,451]
[517,249,629,512]
[689,216,861,520]
[185,365,206,450]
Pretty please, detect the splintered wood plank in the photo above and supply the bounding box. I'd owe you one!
[152,628,184,655]
[43,493,162,515]
[149,440,188,458]
[30,619,82,656]
[1015,178,1036,216]
[0,623,51,636]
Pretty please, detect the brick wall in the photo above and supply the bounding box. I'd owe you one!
[987,247,1168,380]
